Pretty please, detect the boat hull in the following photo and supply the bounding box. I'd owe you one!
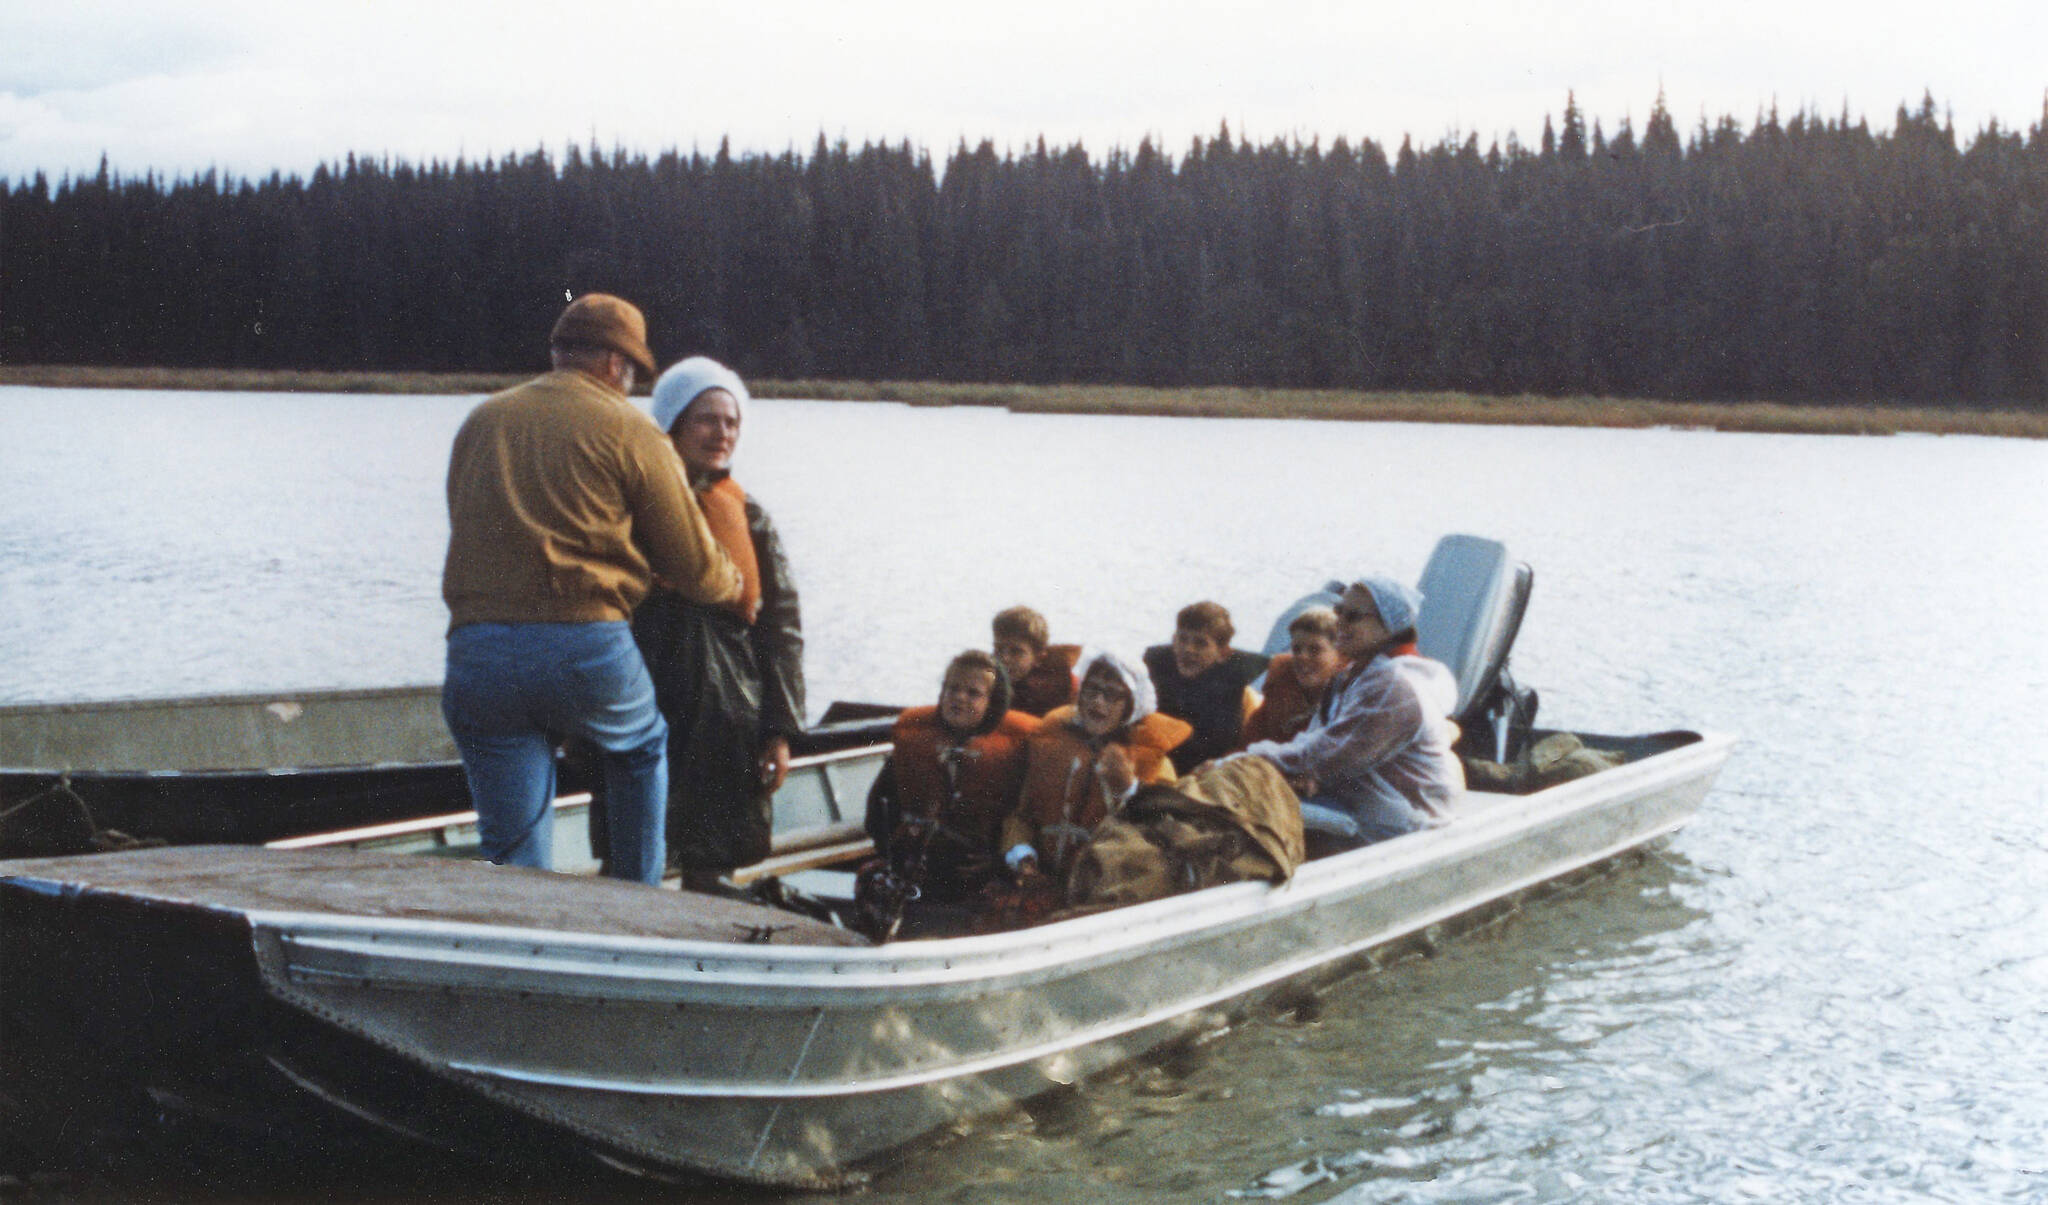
[0,730,1731,1187]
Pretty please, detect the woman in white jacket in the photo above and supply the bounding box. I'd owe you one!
[1242,575,1463,847]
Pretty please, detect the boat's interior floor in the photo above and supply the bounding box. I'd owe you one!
[0,846,867,946]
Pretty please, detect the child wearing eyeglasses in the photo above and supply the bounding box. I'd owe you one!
[999,651,1192,883]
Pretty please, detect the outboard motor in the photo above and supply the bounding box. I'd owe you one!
[1415,534,1539,763]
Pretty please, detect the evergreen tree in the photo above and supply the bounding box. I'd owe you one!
[2,93,2042,407]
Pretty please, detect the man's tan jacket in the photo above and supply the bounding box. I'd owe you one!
[442,369,741,627]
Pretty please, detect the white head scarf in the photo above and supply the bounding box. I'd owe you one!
[1076,649,1158,726]
[1350,575,1424,634]
[650,356,749,434]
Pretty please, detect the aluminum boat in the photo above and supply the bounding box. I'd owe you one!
[0,536,1735,1187]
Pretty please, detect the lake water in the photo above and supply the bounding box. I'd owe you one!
[3,386,2046,1202]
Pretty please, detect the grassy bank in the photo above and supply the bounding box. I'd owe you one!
[0,364,528,395]
[6,364,2044,439]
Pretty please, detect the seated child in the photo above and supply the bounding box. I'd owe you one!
[1143,601,1269,769]
[1001,651,1192,882]
[1242,577,1463,849]
[992,605,1082,718]
[864,651,1041,902]
[1242,606,1348,745]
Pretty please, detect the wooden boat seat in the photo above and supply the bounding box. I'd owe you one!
[0,845,870,946]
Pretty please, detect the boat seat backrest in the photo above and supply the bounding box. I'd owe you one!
[1257,580,1348,661]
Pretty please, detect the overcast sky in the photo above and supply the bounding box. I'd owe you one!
[1,0,2041,183]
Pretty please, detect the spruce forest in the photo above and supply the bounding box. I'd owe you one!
[4,94,2045,408]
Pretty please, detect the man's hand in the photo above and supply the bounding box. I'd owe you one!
[758,737,790,792]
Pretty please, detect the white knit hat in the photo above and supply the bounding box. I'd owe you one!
[651,356,750,433]
[1076,649,1158,725]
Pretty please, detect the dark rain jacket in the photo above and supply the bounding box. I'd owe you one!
[630,489,805,873]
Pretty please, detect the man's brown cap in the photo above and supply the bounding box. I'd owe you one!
[549,293,657,378]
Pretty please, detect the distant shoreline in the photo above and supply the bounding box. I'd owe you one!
[5,364,2043,439]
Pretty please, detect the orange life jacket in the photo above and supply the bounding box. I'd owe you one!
[1242,652,1350,746]
[696,476,761,623]
[1011,644,1082,717]
[1002,707,1193,871]
[888,706,1040,888]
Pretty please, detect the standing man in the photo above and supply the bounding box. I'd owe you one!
[441,293,741,884]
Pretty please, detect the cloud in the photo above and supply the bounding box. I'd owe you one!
[0,0,2040,184]
[0,5,247,96]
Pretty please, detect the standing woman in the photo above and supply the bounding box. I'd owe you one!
[631,357,805,892]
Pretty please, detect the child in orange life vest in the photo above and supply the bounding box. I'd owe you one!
[1242,607,1349,746]
[1002,651,1192,882]
[992,605,1082,718]
[864,651,1041,900]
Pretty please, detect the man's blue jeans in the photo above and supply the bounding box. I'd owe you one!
[443,621,668,884]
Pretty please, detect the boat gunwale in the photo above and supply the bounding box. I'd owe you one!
[0,683,453,776]
[0,682,444,718]
[0,697,890,778]
[252,731,1733,998]
[0,759,468,780]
